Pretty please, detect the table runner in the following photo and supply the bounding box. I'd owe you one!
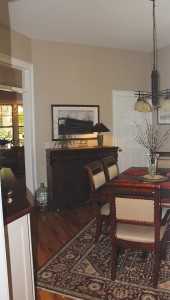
[123,169,147,176]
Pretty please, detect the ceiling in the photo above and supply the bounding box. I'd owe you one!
[7,0,170,53]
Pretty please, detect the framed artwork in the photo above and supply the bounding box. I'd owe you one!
[157,108,170,124]
[51,104,99,140]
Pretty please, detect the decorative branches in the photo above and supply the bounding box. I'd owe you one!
[134,119,170,153]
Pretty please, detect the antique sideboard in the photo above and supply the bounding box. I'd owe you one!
[46,146,118,209]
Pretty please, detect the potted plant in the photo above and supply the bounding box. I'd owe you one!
[54,116,75,149]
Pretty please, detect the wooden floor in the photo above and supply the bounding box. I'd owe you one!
[30,203,95,300]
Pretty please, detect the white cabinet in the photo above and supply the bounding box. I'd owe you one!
[5,214,35,300]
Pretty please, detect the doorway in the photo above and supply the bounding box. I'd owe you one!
[0,91,26,190]
[0,53,36,205]
[112,90,152,173]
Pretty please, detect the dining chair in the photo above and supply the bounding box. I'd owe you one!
[107,180,170,288]
[156,152,170,240]
[84,160,110,243]
[155,151,170,169]
[161,191,170,241]
[101,155,119,182]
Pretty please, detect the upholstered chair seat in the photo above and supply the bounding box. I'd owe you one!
[100,203,110,215]
[116,223,167,243]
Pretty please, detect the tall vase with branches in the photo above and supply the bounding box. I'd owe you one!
[134,119,170,177]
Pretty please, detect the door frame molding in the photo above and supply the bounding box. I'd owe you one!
[112,90,152,172]
[0,53,37,203]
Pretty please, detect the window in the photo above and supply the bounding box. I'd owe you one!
[0,105,13,141]
[18,105,24,145]
[0,104,24,146]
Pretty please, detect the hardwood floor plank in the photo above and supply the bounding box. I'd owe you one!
[31,203,95,300]
[37,289,76,300]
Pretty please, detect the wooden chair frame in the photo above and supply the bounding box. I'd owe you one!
[107,180,169,288]
[84,160,109,243]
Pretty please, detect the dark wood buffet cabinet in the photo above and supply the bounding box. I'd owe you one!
[46,146,118,209]
[0,146,25,174]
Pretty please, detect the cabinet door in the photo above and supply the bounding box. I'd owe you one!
[5,214,35,300]
[52,159,88,208]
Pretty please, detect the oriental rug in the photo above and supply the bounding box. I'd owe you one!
[36,219,170,300]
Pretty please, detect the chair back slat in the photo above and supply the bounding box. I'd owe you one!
[84,160,106,191]
[154,151,170,169]
[108,164,119,180]
[108,180,161,228]
[157,158,170,169]
[115,197,154,224]
[101,156,119,182]
[93,172,106,189]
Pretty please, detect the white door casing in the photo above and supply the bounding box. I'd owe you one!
[112,90,152,173]
[0,53,37,203]
[5,214,35,300]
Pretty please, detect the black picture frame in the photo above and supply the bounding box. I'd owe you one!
[51,104,99,140]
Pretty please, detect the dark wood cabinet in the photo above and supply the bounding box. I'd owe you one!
[46,146,118,209]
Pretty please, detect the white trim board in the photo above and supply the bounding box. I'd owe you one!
[0,53,37,204]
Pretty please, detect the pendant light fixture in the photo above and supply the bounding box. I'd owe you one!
[134,0,170,112]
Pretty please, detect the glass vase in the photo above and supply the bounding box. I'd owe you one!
[35,183,49,211]
[147,153,159,178]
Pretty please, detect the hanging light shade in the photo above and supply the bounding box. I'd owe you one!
[160,90,170,112]
[134,99,152,112]
[134,0,170,111]
[161,98,170,112]
[145,101,152,112]
[134,94,152,112]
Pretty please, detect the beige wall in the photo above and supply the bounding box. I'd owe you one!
[0,0,11,57]
[1,21,170,185]
[0,0,32,63]
[0,23,11,57]
[157,45,170,90]
[0,24,31,63]
[31,40,151,184]
[10,29,32,63]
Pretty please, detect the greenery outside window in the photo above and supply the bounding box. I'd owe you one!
[18,105,24,145]
[0,105,13,141]
[0,104,24,146]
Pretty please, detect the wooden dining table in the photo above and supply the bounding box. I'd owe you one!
[106,166,170,208]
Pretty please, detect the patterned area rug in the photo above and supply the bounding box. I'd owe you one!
[36,219,170,300]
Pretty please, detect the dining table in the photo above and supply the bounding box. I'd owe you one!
[106,166,170,208]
